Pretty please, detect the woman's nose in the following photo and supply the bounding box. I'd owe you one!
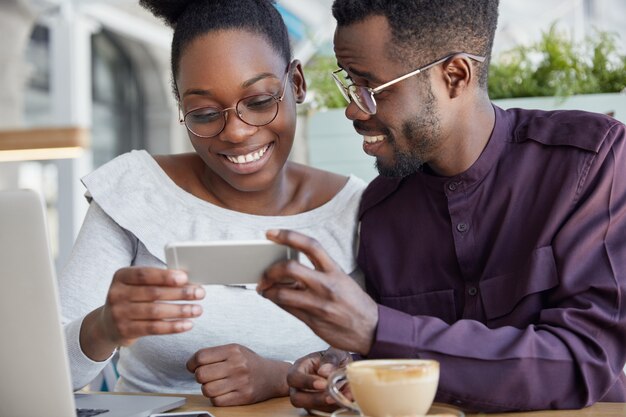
[218,109,258,143]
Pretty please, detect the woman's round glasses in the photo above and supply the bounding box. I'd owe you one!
[331,52,485,115]
[180,62,293,138]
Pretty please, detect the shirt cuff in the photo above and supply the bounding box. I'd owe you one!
[65,316,117,390]
[366,304,418,358]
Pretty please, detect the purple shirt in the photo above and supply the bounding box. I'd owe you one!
[357,105,626,412]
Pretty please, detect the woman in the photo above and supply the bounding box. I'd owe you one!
[59,0,365,406]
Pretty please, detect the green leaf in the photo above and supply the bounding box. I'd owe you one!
[489,22,626,99]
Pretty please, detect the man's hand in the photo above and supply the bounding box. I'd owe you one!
[257,229,379,355]
[287,348,352,413]
[187,344,290,406]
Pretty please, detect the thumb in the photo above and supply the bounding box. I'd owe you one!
[318,348,351,377]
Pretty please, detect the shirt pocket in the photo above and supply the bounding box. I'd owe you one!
[380,289,457,324]
[480,245,559,327]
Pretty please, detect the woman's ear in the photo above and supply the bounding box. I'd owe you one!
[290,59,307,103]
[442,55,473,99]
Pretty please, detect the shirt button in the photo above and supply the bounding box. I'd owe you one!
[447,182,458,191]
[468,286,478,296]
[456,222,469,232]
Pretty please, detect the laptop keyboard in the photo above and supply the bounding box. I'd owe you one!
[76,408,109,417]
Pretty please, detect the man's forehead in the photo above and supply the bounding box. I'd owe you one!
[333,15,391,67]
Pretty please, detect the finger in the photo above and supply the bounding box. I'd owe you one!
[114,267,189,287]
[258,259,329,294]
[115,319,194,339]
[318,348,351,377]
[192,361,233,385]
[290,388,338,412]
[115,302,202,321]
[266,229,339,272]
[263,288,322,328]
[287,354,328,391]
[260,283,331,312]
[187,346,229,373]
[209,389,248,407]
[200,377,236,401]
[110,284,205,303]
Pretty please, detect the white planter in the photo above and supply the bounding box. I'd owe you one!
[306,93,626,183]
[493,92,625,122]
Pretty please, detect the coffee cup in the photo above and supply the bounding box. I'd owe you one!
[327,359,439,417]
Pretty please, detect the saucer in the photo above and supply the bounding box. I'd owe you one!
[329,403,465,417]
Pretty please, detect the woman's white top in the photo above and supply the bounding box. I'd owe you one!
[58,150,366,393]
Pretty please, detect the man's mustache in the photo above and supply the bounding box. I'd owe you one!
[353,121,390,137]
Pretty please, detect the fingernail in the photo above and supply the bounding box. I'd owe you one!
[170,270,188,284]
[191,305,202,316]
[319,363,333,374]
[194,287,205,299]
[177,321,192,331]
[313,379,327,390]
[266,229,279,238]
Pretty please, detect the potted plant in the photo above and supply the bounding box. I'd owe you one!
[302,25,626,180]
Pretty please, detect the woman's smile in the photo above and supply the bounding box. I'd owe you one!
[217,142,275,174]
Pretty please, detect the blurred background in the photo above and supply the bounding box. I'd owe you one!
[0,0,625,273]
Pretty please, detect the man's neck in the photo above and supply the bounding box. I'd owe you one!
[427,96,495,177]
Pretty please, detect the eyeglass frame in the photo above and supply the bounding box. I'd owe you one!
[179,61,294,138]
[331,52,486,115]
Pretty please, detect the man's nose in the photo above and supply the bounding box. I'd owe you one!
[344,100,372,122]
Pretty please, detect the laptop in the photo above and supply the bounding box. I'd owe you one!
[0,189,186,417]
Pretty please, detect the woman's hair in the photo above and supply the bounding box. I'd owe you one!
[332,0,499,90]
[139,0,292,98]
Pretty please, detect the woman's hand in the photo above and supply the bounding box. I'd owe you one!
[187,344,291,406]
[80,267,205,361]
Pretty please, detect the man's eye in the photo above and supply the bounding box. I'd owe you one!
[188,109,221,123]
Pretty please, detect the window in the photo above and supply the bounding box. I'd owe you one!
[91,30,144,167]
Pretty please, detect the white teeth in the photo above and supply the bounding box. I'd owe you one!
[226,144,270,164]
[363,135,385,144]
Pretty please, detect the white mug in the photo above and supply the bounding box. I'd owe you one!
[327,359,439,417]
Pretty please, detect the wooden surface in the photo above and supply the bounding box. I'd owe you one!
[0,126,89,150]
[172,395,626,417]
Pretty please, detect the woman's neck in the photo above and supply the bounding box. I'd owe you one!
[197,163,302,216]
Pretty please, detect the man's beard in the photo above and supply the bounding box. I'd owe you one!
[376,88,440,178]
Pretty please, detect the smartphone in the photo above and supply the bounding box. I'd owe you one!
[164,240,297,285]
[149,412,215,417]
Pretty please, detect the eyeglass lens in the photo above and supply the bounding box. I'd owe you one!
[332,74,351,103]
[333,71,377,115]
[348,85,376,115]
[184,94,279,138]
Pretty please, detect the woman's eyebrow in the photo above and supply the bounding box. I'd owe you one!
[182,88,212,98]
[182,73,280,98]
[241,72,279,88]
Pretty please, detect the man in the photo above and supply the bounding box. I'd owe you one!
[258,0,626,412]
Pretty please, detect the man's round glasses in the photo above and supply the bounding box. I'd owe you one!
[331,52,485,115]
[180,62,293,138]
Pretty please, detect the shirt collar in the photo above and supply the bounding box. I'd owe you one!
[418,104,513,189]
